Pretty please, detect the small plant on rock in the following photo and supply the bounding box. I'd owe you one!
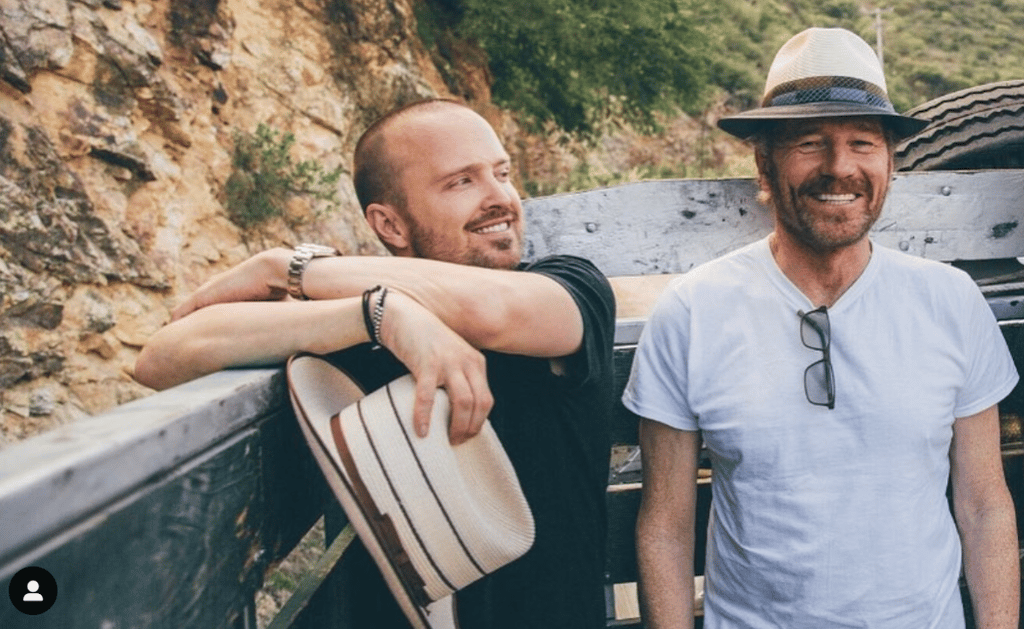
[224,123,343,228]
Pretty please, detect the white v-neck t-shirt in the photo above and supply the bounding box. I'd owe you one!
[624,237,1018,628]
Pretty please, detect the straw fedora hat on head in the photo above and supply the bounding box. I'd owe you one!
[717,27,928,140]
[286,354,535,629]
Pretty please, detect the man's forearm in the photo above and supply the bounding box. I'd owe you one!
[636,524,695,628]
[301,253,584,357]
[136,298,366,390]
[635,420,701,628]
[167,247,586,361]
[952,406,1020,629]
[962,499,1020,629]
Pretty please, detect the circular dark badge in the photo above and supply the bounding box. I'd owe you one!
[8,566,57,615]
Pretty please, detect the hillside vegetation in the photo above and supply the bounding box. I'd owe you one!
[701,0,1024,114]
[417,0,1024,138]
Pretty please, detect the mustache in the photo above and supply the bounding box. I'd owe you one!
[465,208,517,231]
[799,176,870,197]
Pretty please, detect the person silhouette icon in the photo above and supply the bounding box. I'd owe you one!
[9,566,57,614]
[23,580,44,602]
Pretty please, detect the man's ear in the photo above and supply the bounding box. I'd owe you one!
[365,203,411,253]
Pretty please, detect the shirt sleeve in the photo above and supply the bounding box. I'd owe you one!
[524,255,616,387]
[954,275,1019,418]
[621,280,699,431]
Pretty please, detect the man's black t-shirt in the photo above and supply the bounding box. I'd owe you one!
[324,254,615,629]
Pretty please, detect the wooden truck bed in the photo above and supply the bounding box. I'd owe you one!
[2,170,1023,628]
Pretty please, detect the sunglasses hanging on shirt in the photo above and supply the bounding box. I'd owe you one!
[799,306,836,410]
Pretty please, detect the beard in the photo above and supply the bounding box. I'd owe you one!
[406,210,523,270]
[767,170,888,254]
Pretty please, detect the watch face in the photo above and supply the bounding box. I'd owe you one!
[299,243,338,257]
[289,245,337,300]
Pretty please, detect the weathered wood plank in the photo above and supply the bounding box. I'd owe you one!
[0,369,332,629]
[523,170,1024,277]
[0,368,287,570]
[1,423,276,628]
[523,178,767,276]
[873,170,1024,261]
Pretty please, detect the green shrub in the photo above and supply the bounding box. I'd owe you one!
[224,124,343,228]
[419,0,711,137]
[417,0,1024,138]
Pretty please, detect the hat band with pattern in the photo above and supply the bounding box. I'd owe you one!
[764,76,895,112]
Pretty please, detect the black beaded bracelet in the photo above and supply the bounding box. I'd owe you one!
[372,287,388,346]
[361,285,388,349]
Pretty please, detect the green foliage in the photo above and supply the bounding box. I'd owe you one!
[822,0,860,21]
[694,0,1024,113]
[224,124,343,228]
[419,0,711,136]
[882,0,1024,108]
[415,0,1024,137]
[414,0,1024,153]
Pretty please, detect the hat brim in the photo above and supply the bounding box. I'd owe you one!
[287,354,457,629]
[717,102,929,141]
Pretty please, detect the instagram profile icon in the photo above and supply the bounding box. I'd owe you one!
[8,566,57,615]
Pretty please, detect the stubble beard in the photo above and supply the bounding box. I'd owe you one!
[407,218,523,270]
[768,173,887,255]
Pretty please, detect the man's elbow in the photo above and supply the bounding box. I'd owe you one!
[134,347,173,391]
[637,508,693,553]
[134,340,199,391]
[469,300,583,357]
[959,489,1017,538]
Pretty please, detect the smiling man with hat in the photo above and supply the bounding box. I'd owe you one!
[624,28,1019,628]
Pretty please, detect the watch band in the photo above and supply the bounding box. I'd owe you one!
[287,243,339,300]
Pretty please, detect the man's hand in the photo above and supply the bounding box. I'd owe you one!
[172,249,292,321]
[379,289,493,445]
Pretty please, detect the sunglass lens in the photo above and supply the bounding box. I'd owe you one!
[800,310,830,350]
[804,359,835,407]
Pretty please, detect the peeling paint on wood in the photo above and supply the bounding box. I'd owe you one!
[993,221,1019,239]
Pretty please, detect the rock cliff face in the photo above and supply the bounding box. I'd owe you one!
[0,0,485,445]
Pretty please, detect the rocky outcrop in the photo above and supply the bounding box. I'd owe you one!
[0,0,462,446]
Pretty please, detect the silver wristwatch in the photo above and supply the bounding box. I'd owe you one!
[287,243,339,300]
